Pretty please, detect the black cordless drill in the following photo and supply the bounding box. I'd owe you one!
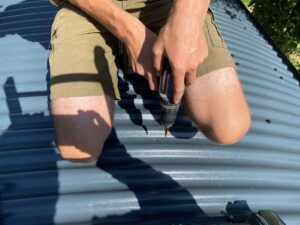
[159,59,181,137]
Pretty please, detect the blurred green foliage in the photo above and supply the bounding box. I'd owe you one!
[241,0,300,71]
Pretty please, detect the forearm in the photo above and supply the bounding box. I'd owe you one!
[171,0,211,25]
[68,0,143,44]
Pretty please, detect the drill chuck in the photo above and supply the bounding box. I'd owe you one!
[160,98,180,129]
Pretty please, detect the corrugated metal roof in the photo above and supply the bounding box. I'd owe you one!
[0,0,300,224]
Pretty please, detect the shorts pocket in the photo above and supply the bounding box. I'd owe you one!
[206,9,226,48]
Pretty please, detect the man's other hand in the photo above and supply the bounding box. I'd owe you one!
[153,0,210,104]
[68,0,159,91]
[124,24,159,91]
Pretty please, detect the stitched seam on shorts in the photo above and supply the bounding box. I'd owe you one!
[206,11,226,48]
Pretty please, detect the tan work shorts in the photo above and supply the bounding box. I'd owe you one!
[49,0,235,100]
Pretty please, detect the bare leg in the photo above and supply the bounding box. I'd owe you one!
[183,67,251,145]
[50,96,114,163]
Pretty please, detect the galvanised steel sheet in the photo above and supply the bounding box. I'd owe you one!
[0,0,300,224]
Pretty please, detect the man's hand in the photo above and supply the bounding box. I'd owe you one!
[124,24,159,91]
[153,0,210,104]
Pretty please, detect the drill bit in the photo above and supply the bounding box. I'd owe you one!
[164,128,169,138]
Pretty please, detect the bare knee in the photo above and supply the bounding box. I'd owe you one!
[190,104,251,145]
[58,142,105,163]
[212,121,250,145]
[53,111,112,163]
[204,113,251,145]
[54,119,112,163]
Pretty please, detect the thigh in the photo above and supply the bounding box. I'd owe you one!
[49,2,120,101]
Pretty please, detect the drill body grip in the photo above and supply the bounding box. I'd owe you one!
[159,59,180,129]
